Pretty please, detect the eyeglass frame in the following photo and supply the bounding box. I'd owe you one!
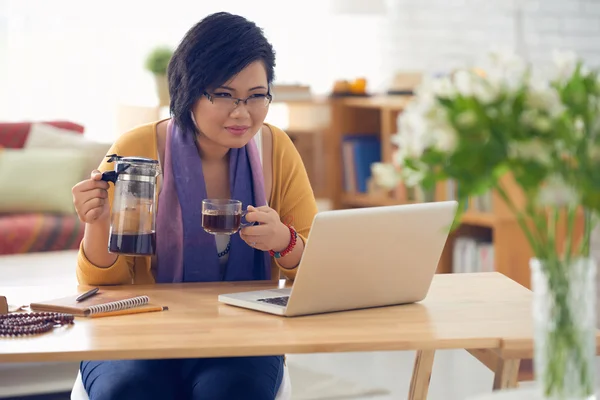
[202,91,273,110]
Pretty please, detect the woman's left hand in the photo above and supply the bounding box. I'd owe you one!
[240,205,291,252]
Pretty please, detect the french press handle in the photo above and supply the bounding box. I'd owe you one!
[100,154,129,184]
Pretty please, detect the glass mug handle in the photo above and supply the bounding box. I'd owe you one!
[239,209,256,228]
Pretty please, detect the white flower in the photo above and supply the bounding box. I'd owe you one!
[508,139,553,166]
[396,107,434,158]
[371,162,399,190]
[373,148,427,190]
[401,160,427,187]
[472,78,499,104]
[455,110,478,128]
[417,75,456,101]
[537,174,579,207]
[533,117,552,132]
[521,110,552,132]
[574,116,586,139]
[454,70,475,97]
[427,106,458,152]
[445,68,499,103]
[396,94,459,156]
[485,49,528,93]
[526,77,565,118]
[430,75,456,99]
[390,132,402,148]
[489,48,526,72]
[392,73,460,177]
[407,85,437,116]
[431,124,458,153]
[552,49,578,84]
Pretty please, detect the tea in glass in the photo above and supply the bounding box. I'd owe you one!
[201,199,253,235]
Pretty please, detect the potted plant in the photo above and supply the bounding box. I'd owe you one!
[145,46,173,107]
[373,50,600,399]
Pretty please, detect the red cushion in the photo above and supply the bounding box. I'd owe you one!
[0,121,84,149]
[0,213,85,255]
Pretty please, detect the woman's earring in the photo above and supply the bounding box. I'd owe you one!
[190,111,198,128]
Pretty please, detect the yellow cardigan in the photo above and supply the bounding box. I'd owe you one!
[76,120,318,285]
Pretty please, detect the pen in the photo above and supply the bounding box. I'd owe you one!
[90,306,169,319]
[76,287,99,302]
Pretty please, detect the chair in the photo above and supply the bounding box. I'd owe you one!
[71,363,292,399]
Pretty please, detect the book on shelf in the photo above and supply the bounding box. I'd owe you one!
[471,191,493,212]
[452,236,494,273]
[445,180,492,213]
[446,179,457,201]
[341,134,381,194]
[446,180,468,209]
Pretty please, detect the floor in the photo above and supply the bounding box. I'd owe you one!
[2,198,599,400]
[289,351,540,400]
[1,351,534,400]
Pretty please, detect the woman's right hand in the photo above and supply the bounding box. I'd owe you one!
[72,170,110,224]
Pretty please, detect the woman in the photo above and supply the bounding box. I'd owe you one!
[71,11,318,400]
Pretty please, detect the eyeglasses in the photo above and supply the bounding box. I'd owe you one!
[203,92,272,111]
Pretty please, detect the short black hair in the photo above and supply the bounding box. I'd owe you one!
[168,12,276,134]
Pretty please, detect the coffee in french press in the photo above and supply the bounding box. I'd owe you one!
[101,154,160,256]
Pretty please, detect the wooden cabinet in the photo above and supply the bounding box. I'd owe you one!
[323,96,584,289]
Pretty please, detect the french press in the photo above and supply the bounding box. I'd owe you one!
[101,154,161,256]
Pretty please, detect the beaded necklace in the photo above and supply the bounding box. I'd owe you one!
[217,240,231,258]
[0,312,74,337]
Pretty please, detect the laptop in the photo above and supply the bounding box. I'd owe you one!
[218,200,458,317]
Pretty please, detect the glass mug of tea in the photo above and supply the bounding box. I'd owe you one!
[201,199,255,235]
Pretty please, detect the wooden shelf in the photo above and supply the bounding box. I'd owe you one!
[461,211,497,228]
[341,192,408,208]
[342,193,497,227]
[333,95,413,111]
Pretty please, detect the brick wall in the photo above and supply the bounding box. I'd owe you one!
[366,0,600,91]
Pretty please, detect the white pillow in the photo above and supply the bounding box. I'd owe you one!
[25,123,112,179]
[0,148,90,214]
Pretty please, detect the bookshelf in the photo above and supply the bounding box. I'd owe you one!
[324,95,584,289]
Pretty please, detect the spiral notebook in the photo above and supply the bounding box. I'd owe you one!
[30,291,151,317]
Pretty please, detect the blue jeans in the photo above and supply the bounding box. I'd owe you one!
[80,356,284,400]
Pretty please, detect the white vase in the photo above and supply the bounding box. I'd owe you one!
[154,74,170,108]
[530,257,597,399]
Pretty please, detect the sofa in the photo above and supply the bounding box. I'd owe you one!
[0,121,110,256]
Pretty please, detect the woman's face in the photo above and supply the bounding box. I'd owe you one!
[192,61,271,149]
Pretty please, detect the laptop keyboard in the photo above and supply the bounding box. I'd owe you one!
[257,296,289,307]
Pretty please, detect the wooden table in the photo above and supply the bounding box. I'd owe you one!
[0,272,545,399]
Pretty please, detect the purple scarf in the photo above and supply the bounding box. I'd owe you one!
[154,119,270,283]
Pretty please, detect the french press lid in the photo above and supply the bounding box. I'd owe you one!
[108,155,159,165]
[101,154,160,184]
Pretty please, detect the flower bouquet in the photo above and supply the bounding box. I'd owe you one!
[373,50,600,399]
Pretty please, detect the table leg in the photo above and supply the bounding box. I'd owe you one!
[408,349,435,400]
[467,349,499,372]
[467,349,521,390]
[493,357,521,390]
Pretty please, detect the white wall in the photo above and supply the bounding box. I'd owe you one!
[377,0,600,85]
[0,0,334,141]
[0,0,598,141]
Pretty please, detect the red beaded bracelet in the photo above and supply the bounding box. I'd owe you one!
[269,224,297,259]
